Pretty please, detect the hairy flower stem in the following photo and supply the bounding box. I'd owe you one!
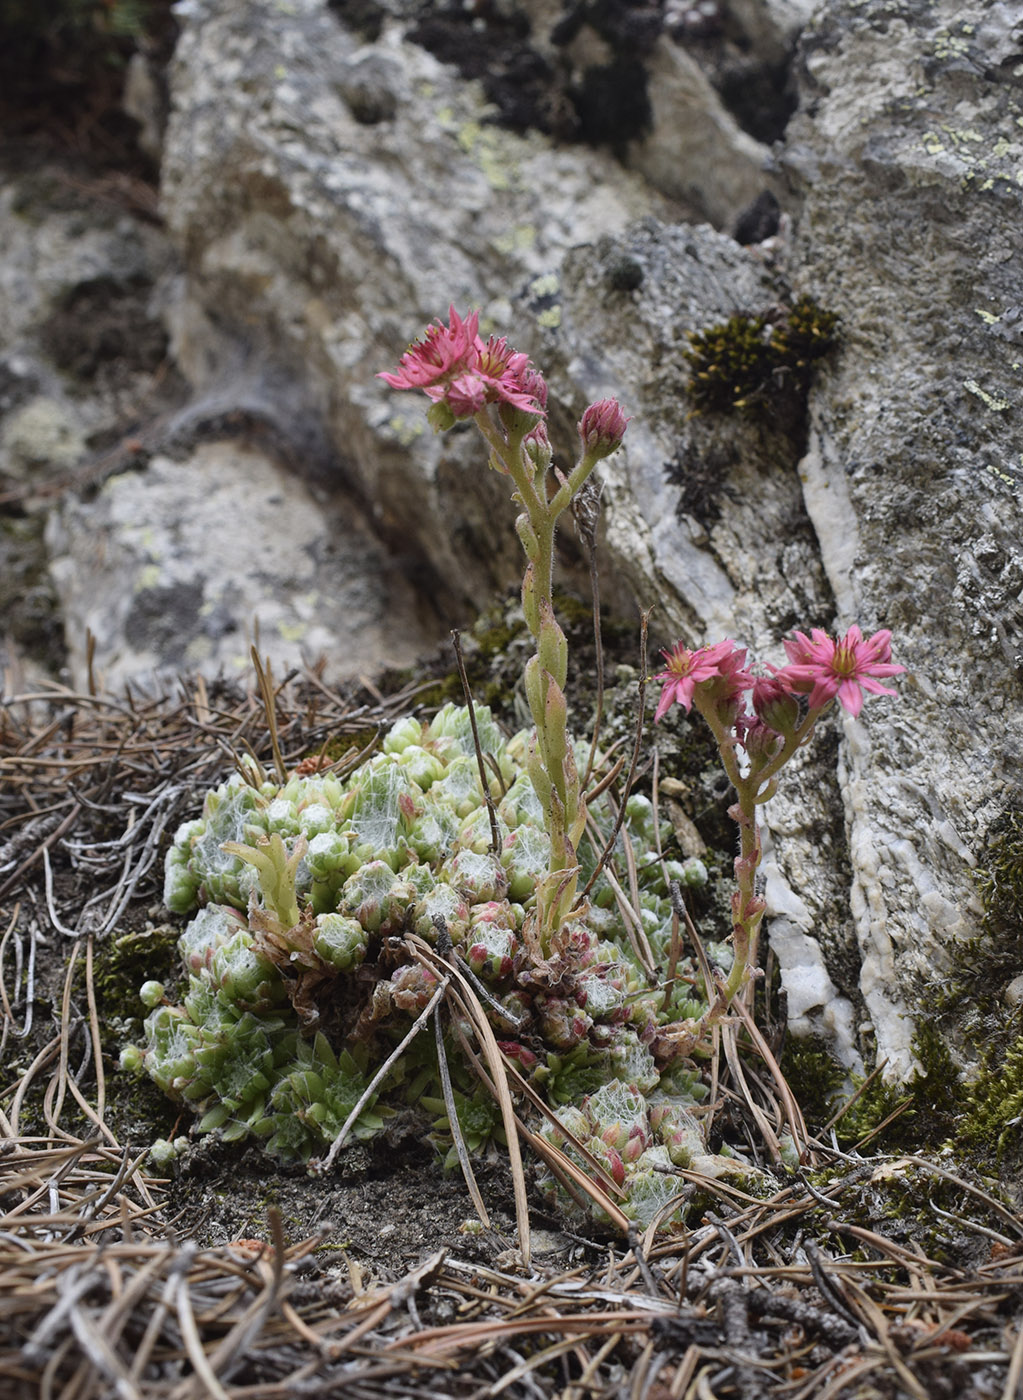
[695,701,822,1013]
[473,409,604,949]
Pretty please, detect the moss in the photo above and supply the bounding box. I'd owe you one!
[683,296,839,420]
[959,1036,1023,1162]
[833,1023,961,1152]
[975,806,1023,946]
[779,1035,846,1130]
[94,924,180,1043]
[315,727,386,766]
[821,804,1023,1169]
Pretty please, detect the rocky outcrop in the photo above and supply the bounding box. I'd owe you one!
[5,0,1020,1081]
[157,0,775,617]
[779,0,1023,1075]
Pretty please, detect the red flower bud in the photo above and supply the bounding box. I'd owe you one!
[578,397,629,458]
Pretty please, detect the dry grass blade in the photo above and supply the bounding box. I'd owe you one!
[315,970,450,1174]
[413,940,532,1268]
[728,992,811,1162]
[433,998,491,1230]
[450,628,501,853]
[719,1020,783,1164]
[1003,1321,1023,1400]
[250,649,288,784]
[392,1308,662,1358]
[198,1211,288,1387]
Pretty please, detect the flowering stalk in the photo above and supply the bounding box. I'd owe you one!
[655,626,903,1018]
[379,309,628,949]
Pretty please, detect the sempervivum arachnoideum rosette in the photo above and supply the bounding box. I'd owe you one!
[126,704,739,1221]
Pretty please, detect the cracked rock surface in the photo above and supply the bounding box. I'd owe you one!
[2,0,1020,1076]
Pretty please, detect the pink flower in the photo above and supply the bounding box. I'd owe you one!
[578,397,629,457]
[445,372,489,417]
[378,308,546,421]
[378,305,479,393]
[777,625,904,718]
[474,336,541,413]
[520,367,549,414]
[654,639,753,721]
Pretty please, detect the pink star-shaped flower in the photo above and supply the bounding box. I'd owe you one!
[472,335,542,413]
[654,640,753,721]
[777,625,904,718]
[378,309,546,420]
[377,305,479,393]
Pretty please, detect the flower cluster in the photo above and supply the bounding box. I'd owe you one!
[377,305,545,421]
[654,626,902,729]
[654,625,904,1009]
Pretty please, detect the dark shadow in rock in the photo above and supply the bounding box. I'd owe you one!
[40,275,169,384]
[408,6,561,135]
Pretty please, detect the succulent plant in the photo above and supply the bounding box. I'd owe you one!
[130,702,725,1222]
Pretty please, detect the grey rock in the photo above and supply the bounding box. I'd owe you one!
[775,0,1023,1075]
[0,167,177,687]
[123,52,165,161]
[2,396,87,478]
[159,0,759,611]
[45,441,445,693]
[627,37,773,226]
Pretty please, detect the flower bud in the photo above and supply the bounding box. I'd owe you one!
[140,979,165,1009]
[426,400,457,433]
[751,675,800,735]
[578,397,628,458]
[740,716,783,764]
[524,422,552,469]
